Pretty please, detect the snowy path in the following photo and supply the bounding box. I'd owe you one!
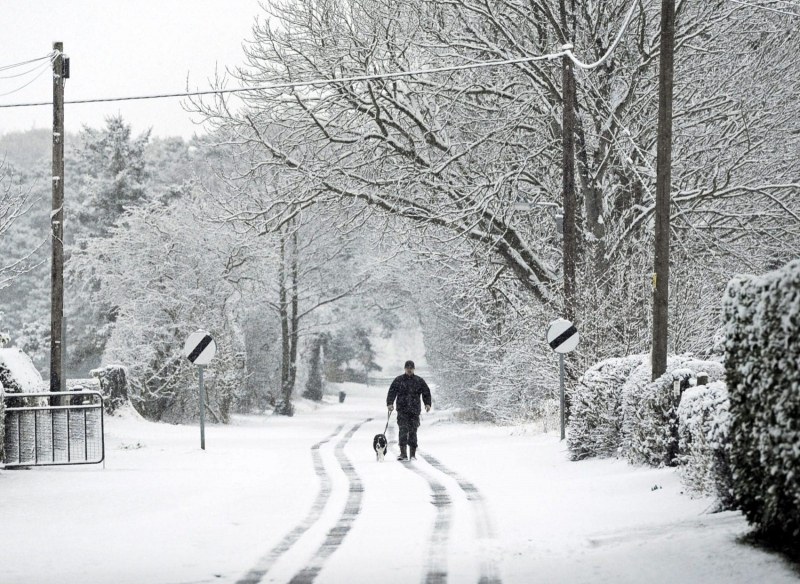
[232,415,501,584]
[1,381,798,584]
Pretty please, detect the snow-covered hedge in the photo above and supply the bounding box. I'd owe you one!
[91,365,128,414]
[0,347,44,395]
[0,379,5,464]
[677,381,734,508]
[567,354,645,460]
[723,260,800,539]
[622,356,724,467]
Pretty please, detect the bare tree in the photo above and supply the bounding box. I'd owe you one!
[188,0,799,419]
[0,162,44,291]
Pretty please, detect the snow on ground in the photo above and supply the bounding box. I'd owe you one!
[1,382,797,584]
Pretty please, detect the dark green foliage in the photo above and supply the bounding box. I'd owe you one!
[324,326,380,383]
[91,364,128,414]
[723,260,800,540]
[302,335,325,401]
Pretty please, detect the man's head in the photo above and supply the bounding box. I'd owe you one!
[404,360,415,375]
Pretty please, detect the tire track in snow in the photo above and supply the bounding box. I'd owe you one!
[419,453,502,584]
[288,418,370,584]
[235,423,345,584]
[389,425,451,584]
[402,457,452,584]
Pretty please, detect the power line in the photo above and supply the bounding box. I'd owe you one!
[0,52,570,109]
[0,60,52,80]
[727,0,800,16]
[0,1,643,109]
[0,52,55,72]
[0,61,52,98]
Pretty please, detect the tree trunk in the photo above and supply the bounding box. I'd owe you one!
[289,229,299,391]
[275,229,294,416]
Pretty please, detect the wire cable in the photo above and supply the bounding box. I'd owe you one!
[0,61,52,98]
[0,60,53,80]
[0,3,643,109]
[0,52,56,72]
[0,51,570,109]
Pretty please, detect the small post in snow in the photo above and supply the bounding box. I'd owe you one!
[546,318,580,441]
[183,330,217,450]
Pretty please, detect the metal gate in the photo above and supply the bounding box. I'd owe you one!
[2,390,105,467]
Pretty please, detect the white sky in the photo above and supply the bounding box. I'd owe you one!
[0,0,263,139]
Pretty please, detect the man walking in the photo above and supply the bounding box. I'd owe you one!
[387,360,432,461]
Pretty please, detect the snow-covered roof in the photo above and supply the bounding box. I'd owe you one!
[0,347,44,392]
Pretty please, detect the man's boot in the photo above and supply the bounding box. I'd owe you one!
[397,445,408,461]
[409,446,417,460]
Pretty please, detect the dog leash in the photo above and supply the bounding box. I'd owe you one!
[384,409,392,434]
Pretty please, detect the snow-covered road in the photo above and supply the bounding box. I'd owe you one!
[1,382,797,584]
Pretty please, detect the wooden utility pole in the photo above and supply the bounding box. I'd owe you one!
[561,45,578,322]
[652,0,676,380]
[50,42,66,395]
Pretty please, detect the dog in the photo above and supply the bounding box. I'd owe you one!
[373,433,388,462]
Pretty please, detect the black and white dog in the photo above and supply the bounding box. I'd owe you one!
[373,433,388,462]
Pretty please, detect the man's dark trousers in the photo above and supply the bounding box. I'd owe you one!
[397,412,420,450]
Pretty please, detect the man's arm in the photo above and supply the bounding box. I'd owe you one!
[420,378,432,411]
[386,378,398,410]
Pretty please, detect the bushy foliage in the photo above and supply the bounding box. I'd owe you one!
[723,260,800,540]
[622,356,724,467]
[302,334,325,401]
[91,365,129,414]
[677,381,735,509]
[481,337,558,425]
[0,379,5,463]
[323,326,380,383]
[567,354,646,460]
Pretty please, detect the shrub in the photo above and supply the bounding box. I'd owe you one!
[0,380,5,463]
[622,356,724,467]
[677,380,735,509]
[567,354,646,460]
[91,365,129,414]
[722,260,800,540]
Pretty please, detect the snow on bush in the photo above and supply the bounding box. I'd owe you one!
[567,354,646,460]
[0,347,44,394]
[622,356,724,467]
[91,365,129,414]
[0,379,5,463]
[723,260,800,539]
[677,381,735,509]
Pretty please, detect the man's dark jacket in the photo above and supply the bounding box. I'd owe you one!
[387,373,432,415]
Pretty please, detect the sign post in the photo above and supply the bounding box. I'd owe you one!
[183,330,216,450]
[546,318,579,441]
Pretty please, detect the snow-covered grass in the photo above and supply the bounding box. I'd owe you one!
[0,382,797,584]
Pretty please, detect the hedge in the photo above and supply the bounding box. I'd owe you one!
[723,259,800,539]
[677,381,735,509]
[0,380,4,464]
[567,354,645,460]
[622,356,724,467]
